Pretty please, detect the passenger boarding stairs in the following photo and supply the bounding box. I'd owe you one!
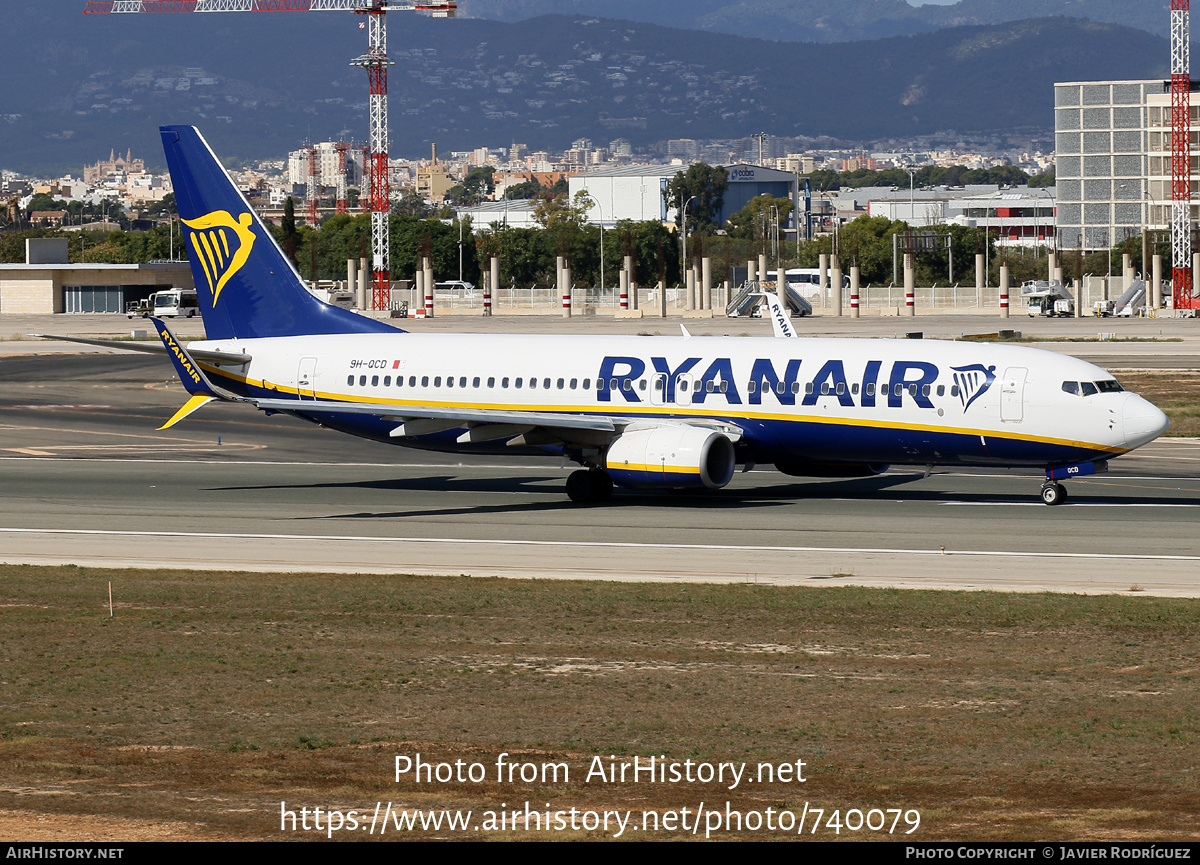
[725,281,813,318]
[1114,278,1146,317]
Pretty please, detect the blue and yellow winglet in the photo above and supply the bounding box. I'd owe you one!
[151,317,229,430]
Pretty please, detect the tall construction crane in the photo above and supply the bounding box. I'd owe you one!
[83,0,457,312]
[1170,0,1197,312]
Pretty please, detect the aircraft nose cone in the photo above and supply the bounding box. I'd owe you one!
[1123,394,1169,449]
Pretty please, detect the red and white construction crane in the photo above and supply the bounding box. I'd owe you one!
[1171,0,1197,311]
[83,0,457,311]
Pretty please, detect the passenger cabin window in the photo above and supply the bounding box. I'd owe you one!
[384,376,391,386]
[865,383,875,396]
[460,377,467,388]
[516,378,523,388]
[570,378,578,389]
[747,380,757,394]
[529,377,537,389]
[487,377,495,388]
[543,378,551,389]
[936,385,944,397]
[446,376,454,388]
[502,377,509,388]
[473,377,481,388]
[421,376,429,387]
[371,375,379,387]
[359,375,367,386]
[347,375,354,386]
[583,379,591,389]
[557,378,565,389]
[434,376,442,387]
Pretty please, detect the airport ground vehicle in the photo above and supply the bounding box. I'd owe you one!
[128,288,199,319]
[42,126,1171,507]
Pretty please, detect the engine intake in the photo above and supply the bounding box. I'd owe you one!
[606,425,736,490]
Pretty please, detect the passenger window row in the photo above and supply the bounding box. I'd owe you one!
[342,374,962,401]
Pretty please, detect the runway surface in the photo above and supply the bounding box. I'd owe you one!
[2,352,1199,596]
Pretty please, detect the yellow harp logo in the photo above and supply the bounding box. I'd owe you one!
[182,210,256,307]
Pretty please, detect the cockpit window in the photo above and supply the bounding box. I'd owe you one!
[1062,381,1080,396]
[1080,381,1098,397]
[1095,380,1124,393]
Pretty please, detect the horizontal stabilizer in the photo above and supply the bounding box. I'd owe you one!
[30,334,251,365]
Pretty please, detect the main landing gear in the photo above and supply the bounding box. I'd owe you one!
[566,469,613,503]
[1040,481,1068,506]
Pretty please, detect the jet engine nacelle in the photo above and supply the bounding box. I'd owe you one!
[774,459,891,478]
[605,424,737,490]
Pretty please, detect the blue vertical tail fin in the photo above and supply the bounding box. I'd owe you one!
[160,125,398,340]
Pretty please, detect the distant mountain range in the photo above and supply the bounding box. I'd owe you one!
[456,0,1170,43]
[0,3,1171,175]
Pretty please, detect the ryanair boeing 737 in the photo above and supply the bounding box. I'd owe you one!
[41,127,1170,505]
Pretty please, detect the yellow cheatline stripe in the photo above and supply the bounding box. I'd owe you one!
[190,235,215,291]
[158,395,215,431]
[197,363,1127,456]
[608,462,701,474]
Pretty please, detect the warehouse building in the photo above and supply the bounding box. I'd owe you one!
[569,163,798,231]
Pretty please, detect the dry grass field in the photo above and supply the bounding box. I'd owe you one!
[1117,370,1200,437]
[1,565,1198,841]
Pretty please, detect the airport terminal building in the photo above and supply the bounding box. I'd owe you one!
[1054,78,1198,252]
[0,239,193,315]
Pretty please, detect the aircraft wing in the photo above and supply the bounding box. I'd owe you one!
[30,334,252,366]
[252,397,744,445]
[253,397,618,432]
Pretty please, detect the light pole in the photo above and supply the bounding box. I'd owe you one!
[584,193,606,299]
[906,167,916,226]
[680,194,697,285]
[457,217,463,283]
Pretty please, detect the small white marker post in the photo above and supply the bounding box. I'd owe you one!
[108,582,113,618]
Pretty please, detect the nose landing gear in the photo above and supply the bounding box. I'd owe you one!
[1040,482,1068,506]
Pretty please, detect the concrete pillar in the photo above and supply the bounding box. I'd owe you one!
[562,260,572,318]
[359,257,369,312]
[1048,251,1057,281]
[1054,266,1064,285]
[686,268,696,311]
[758,254,768,289]
[487,255,498,316]
[1074,277,1082,318]
[904,253,915,316]
[702,257,712,311]
[831,254,842,317]
[625,255,637,310]
[1000,264,1010,319]
[975,252,985,307]
[347,258,357,307]
[747,258,757,286]
[1152,254,1163,309]
[850,266,860,319]
[619,269,629,311]
[1123,253,1133,292]
[423,256,434,317]
[818,253,828,309]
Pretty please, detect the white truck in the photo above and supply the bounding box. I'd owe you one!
[128,288,200,319]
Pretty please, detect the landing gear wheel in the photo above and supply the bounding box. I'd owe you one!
[566,470,593,503]
[1040,482,1067,506]
[589,470,613,501]
[567,469,614,503]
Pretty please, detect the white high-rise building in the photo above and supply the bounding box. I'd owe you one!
[1055,79,1198,252]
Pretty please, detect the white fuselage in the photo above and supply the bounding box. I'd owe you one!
[192,332,1167,470]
